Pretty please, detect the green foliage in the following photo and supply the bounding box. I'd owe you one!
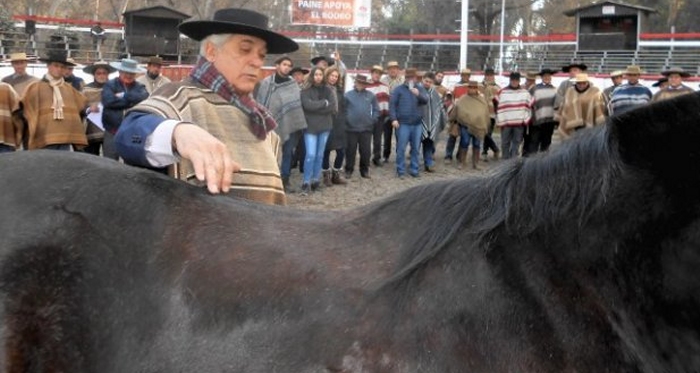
[0,7,16,32]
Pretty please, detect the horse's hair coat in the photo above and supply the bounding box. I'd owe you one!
[1,93,700,372]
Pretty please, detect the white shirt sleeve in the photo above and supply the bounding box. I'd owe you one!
[144,119,182,167]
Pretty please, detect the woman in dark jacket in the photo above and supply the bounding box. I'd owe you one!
[300,67,337,194]
[321,66,347,186]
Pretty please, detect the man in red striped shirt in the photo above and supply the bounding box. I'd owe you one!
[495,72,532,159]
[366,65,390,166]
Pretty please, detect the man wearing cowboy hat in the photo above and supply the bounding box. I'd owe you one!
[378,61,404,163]
[2,52,39,97]
[19,50,88,151]
[390,67,428,178]
[255,55,307,192]
[289,67,308,86]
[101,58,149,160]
[365,64,390,166]
[63,58,85,91]
[81,60,116,155]
[652,66,694,102]
[480,67,501,161]
[136,56,171,95]
[528,68,559,154]
[609,65,652,115]
[116,8,299,204]
[602,70,625,117]
[554,61,587,113]
[495,72,532,160]
[345,74,380,179]
[557,73,605,138]
[444,68,473,164]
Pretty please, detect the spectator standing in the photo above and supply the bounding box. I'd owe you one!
[379,61,404,163]
[444,68,471,164]
[20,50,88,151]
[136,56,172,95]
[449,81,490,169]
[365,65,390,167]
[344,74,379,179]
[495,72,532,159]
[420,72,446,172]
[480,67,501,161]
[82,60,116,155]
[528,68,559,154]
[390,67,428,178]
[102,58,149,160]
[300,67,336,194]
[557,73,606,138]
[255,56,307,193]
[2,53,39,97]
[651,67,694,102]
[322,66,348,185]
[63,58,85,91]
[0,83,21,152]
[608,65,652,115]
[602,70,624,117]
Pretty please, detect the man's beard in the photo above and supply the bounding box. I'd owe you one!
[147,71,160,80]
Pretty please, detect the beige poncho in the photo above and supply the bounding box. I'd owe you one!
[449,93,490,140]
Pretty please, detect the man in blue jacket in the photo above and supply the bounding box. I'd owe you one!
[389,68,428,178]
[100,58,148,160]
[344,74,379,179]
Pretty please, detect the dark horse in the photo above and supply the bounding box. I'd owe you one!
[1,94,700,373]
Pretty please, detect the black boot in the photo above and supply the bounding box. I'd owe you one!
[282,177,296,193]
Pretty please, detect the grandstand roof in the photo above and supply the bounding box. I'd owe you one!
[564,1,657,17]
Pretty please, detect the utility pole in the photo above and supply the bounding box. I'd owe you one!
[459,0,469,69]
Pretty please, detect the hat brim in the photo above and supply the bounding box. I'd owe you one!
[290,68,309,75]
[178,21,299,54]
[39,58,76,67]
[661,71,690,77]
[562,64,587,73]
[311,56,335,66]
[84,64,117,75]
[109,61,146,74]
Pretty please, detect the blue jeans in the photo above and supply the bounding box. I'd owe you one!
[303,131,330,184]
[396,123,422,176]
[501,126,525,159]
[459,126,482,151]
[281,130,302,179]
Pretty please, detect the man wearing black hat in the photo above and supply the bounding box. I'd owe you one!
[19,50,88,151]
[554,62,587,114]
[82,60,117,155]
[528,68,559,154]
[116,8,299,205]
[255,56,307,192]
[494,72,532,160]
[480,67,501,161]
[652,67,694,102]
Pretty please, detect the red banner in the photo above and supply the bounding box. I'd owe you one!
[291,0,371,28]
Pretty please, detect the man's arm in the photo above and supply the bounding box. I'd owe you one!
[116,111,239,194]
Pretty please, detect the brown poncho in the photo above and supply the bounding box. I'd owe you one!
[449,93,490,140]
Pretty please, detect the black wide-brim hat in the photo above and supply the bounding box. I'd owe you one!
[562,62,587,73]
[538,68,559,75]
[311,55,335,66]
[39,50,76,67]
[178,8,298,54]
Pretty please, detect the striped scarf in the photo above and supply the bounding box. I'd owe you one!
[190,57,276,140]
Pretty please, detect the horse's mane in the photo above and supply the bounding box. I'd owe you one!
[372,124,623,288]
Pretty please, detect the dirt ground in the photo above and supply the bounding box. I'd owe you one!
[285,130,562,210]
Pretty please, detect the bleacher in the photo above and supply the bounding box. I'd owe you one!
[4,21,700,76]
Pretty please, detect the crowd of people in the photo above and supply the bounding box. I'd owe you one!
[1,7,698,206]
